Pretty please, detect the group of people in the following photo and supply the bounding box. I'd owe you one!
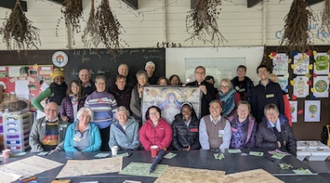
[28,61,296,156]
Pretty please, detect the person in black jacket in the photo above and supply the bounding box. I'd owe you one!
[171,102,201,151]
[256,103,297,156]
[251,65,284,123]
[231,65,254,104]
[186,66,216,117]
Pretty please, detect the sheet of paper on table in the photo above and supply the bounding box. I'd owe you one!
[228,149,242,154]
[57,156,123,178]
[224,169,284,183]
[0,155,63,179]
[249,151,264,156]
[119,162,168,178]
[0,170,22,183]
[154,166,225,183]
[94,153,110,158]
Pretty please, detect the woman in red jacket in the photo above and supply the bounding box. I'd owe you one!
[139,106,172,151]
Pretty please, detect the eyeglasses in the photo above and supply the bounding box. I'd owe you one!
[149,112,159,116]
[220,85,229,88]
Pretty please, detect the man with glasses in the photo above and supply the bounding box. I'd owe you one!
[186,66,216,117]
[29,102,68,152]
[251,65,284,123]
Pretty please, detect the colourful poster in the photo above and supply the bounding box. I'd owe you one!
[289,101,298,123]
[313,76,329,98]
[304,100,320,122]
[273,54,288,75]
[293,53,309,75]
[293,76,309,98]
[278,77,288,93]
[314,53,329,75]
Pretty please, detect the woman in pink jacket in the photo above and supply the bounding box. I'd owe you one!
[139,106,172,151]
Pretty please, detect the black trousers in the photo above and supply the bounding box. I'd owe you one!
[99,125,111,151]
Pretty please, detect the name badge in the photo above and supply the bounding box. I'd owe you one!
[190,128,198,132]
[235,86,240,91]
[74,137,81,141]
[266,94,275,98]
[218,130,224,138]
[238,88,246,92]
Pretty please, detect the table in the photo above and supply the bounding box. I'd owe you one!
[3,149,330,183]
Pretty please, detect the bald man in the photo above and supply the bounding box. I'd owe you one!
[79,69,96,95]
[107,64,136,92]
[29,102,68,152]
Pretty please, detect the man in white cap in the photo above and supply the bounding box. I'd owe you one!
[145,61,159,85]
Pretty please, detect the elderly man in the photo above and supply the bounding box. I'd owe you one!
[199,100,231,153]
[107,64,136,91]
[145,61,159,85]
[29,102,68,152]
[186,66,216,117]
[79,69,96,95]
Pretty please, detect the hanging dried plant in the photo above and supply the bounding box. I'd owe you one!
[185,0,227,46]
[82,0,101,48]
[96,0,125,58]
[320,0,330,33]
[0,0,41,52]
[61,0,83,34]
[279,0,314,52]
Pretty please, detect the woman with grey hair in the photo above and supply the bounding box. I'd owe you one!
[109,106,140,151]
[218,78,241,117]
[256,103,296,155]
[64,107,102,152]
[130,70,149,126]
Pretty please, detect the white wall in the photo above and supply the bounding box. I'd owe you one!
[166,46,264,84]
[0,0,327,51]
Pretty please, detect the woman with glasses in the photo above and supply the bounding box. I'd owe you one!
[218,78,241,117]
[64,107,101,152]
[60,80,86,124]
[139,106,172,151]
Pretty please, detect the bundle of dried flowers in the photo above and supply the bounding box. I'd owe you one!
[185,0,227,46]
[0,0,41,52]
[320,0,330,34]
[82,0,101,48]
[61,0,83,34]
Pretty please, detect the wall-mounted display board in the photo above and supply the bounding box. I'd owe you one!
[0,65,53,102]
[63,48,166,81]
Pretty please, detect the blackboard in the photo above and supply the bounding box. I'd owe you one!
[63,48,166,81]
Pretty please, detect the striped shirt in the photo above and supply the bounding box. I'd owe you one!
[85,91,117,129]
[42,121,59,151]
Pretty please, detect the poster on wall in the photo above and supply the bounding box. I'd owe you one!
[314,53,329,75]
[293,76,309,98]
[272,53,288,75]
[141,86,202,124]
[289,101,298,123]
[313,76,329,98]
[293,53,309,75]
[278,77,288,93]
[304,100,321,122]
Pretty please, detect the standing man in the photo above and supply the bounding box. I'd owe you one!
[145,61,159,85]
[199,100,231,152]
[186,66,216,117]
[107,64,137,91]
[231,65,254,104]
[252,65,284,123]
[79,69,96,95]
[109,75,132,113]
[29,102,68,152]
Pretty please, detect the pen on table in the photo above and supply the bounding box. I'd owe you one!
[20,176,37,183]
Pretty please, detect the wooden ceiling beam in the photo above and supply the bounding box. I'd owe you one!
[0,0,27,12]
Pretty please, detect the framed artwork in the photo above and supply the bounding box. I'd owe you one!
[293,76,309,98]
[314,53,329,75]
[313,76,329,98]
[272,53,289,75]
[293,53,309,75]
[141,86,202,124]
[304,100,321,122]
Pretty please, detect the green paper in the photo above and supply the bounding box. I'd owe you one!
[293,169,313,175]
[228,149,242,154]
[271,152,285,160]
[214,153,220,160]
[249,151,264,157]
[279,163,293,170]
[163,152,176,159]
[119,162,168,177]
[117,152,130,157]
[11,152,26,157]
[94,153,110,158]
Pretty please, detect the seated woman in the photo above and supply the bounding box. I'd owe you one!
[61,80,86,124]
[64,107,101,152]
[218,78,241,117]
[172,102,200,151]
[227,101,257,149]
[256,103,297,155]
[109,106,140,151]
[139,106,172,151]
